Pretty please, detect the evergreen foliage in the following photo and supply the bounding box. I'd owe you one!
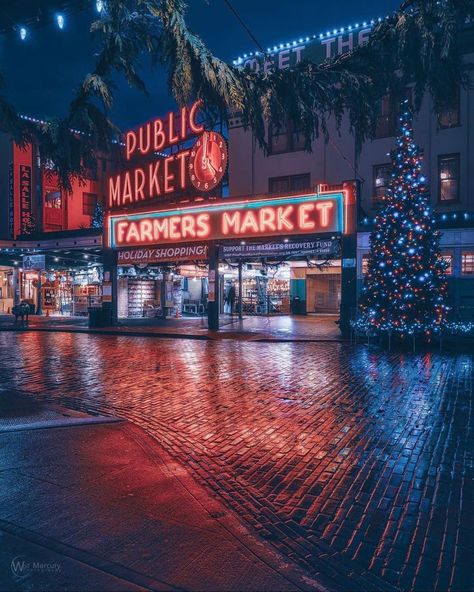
[91,201,104,229]
[0,0,473,187]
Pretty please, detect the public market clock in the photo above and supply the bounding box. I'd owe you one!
[189,131,227,191]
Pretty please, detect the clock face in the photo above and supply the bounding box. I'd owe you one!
[189,131,228,191]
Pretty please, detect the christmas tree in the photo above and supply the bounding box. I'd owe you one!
[358,101,448,338]
[91,201,104,229]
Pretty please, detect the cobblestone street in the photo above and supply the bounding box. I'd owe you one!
[0,332,472,591]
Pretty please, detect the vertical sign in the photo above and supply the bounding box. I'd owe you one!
[8,163,14,239]
[20,165,32,232]
[208,269,216,302]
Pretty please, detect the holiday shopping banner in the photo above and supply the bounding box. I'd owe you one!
[117,243,209,264]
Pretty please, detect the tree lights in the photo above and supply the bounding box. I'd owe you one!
[356,102,450,339]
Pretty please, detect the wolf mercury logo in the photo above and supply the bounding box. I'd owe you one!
[11,555,61,579]
[11,556,29,578]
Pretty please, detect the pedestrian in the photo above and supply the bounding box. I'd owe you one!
[226,283,236,316]
[12,300,30,324]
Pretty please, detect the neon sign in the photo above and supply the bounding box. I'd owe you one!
[125,101,203,160]
[108,191,345,248]
[109,101,228,208]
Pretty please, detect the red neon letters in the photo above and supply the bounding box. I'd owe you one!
[109,101,207,208]
[109,150,191,207]
[111,197,341,247]
[125,101,204,160]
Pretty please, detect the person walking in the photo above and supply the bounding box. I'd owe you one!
[226,283,236,316]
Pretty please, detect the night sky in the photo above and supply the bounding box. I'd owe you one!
[1,0,400,130]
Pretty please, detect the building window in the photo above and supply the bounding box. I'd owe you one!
[373,164,391,207]
[438,89,460,129]
[84,162,98,180]
[269,173,311,194]
[45,190,61,209]
[83,192,98,216]
[269,119,306,155]
[461,252,474,275]
[441,253,453,275]
[375,89,413,139]
[438,154,460,202]
[375,95,398,139]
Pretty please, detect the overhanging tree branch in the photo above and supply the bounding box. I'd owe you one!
[0,0,473,188]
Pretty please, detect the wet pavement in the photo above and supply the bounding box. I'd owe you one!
[0,418,306,592]
[0,313,342,341]
[0,332,472,591]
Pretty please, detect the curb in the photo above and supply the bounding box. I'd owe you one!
[0,325,348,343]
[0,415,124,433]
[0,326,211,341]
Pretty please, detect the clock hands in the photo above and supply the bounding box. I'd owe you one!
[202,132,209,170]
[190,131,226,189]
[201,132,217,176]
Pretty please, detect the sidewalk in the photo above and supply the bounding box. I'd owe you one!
[0,314,343,342]
[0,395,317,592]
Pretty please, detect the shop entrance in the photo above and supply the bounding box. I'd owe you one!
[219,238,342,318]
[220,262,291,315]
[306,273,341,314]
[117,263,209,320]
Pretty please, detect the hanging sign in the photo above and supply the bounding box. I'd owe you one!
[117,243,208,265]
[20,165,32,232]
[23,254,45,271]
[108,191,345,249]
[8,163,14,239]
[221,238,340,259]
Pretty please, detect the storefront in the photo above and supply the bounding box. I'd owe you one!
[0,266,15,313]
[104,101,358,335]
[106,183,358,333]
[0,233,104,317]
[115,244,208,319]
[219,238,342,316]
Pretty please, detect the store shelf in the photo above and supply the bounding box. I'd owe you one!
[127,279,157,318]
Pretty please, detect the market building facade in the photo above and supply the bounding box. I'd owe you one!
[103,100,359,335]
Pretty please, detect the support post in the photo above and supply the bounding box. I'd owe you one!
[36,274,42,316]
[12,268,20,306]
[160,270,166,320]
[339,180,359,338]
[238,259,243,320]
[102,248,118,325]
[208,243,219,331]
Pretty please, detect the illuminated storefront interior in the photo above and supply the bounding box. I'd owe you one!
[0,245,103,316]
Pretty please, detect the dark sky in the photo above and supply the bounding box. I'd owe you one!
[1,0,400,130]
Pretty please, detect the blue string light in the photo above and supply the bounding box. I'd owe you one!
[352,104,470,339]
[233,15,379,64]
